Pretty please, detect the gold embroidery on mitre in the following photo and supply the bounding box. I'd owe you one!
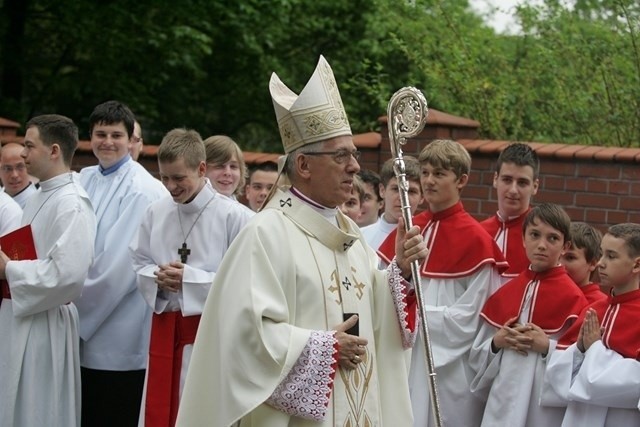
[269,55,352,154]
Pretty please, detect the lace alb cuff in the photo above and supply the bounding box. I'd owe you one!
[388,259,417,349]
[266,330,338,421]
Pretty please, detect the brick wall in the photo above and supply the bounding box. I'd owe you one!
[4,113,639,231]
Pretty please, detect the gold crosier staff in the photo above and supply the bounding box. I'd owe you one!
[387,87,443,427]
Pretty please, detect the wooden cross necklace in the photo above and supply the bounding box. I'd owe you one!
[177,194,215,263]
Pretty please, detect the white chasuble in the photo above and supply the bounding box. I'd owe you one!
[176,189,414,427]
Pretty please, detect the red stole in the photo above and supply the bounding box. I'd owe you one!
[581,283,608,305]
[378,202,508,278]
[559,289,640,359]
[146,312,201,427]
[480,210,529,278]
[481,266,588,333]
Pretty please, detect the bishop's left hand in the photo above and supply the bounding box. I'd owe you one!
[154,261,185,293]
[395,217,428,279]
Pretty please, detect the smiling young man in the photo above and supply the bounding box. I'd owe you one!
[177,55,428,427]
[74,101,167,426]
[130,128,253,426]
[0,141,39,208]
[481,143,540,282]
[0,114,96,427]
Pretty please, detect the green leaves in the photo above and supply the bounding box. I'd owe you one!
[0,0,638,150]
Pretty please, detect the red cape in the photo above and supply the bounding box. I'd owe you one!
[480,210,529,277]
[558,289,640,359]
[378,202,508,278]
[481,265,588,333]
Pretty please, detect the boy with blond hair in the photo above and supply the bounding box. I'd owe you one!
[470,203,588,427]
[561,221,608,304]
[379,139,507,426]
[131,128,253,426]
[545,223,640,426]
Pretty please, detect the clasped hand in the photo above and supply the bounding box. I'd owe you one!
[492,316,550,356]
[154,261,184,293]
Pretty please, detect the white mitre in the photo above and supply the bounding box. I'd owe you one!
[269,55,352,154]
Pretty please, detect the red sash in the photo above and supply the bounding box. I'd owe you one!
[145,312,201,427]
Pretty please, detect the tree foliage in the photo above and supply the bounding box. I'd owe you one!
[0,0,638,150]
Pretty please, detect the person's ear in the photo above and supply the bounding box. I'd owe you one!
[296,153,312,179]
[50,143,61,160]
[457,173,469,190]
[492,171,498,189]
[197,161,206,177]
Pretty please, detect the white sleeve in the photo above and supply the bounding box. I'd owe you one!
[540,341,583,406]
[568,341,640,409]
[469,321,503,398]
[6,200,96,317]
[75,191,154,340]
[179,264,215,316]
[422,265,503,368]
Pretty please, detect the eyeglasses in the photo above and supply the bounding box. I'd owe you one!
[304,149,361,164]
[1,163,26,173]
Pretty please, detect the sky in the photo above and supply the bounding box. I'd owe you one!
[469,0,577,34]
[468,0,542,34]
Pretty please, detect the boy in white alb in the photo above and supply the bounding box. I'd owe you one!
[131,128,253,426]
[75,101,168,426]
[0,114,96,427]
[544,223,640,426]
[470,204,588,427]
[379,140,508,427]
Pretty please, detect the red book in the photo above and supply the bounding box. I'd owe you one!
[1,224,37,261]
[1,224,37,299]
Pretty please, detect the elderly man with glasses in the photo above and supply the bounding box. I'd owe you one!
[178,56,428,427]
